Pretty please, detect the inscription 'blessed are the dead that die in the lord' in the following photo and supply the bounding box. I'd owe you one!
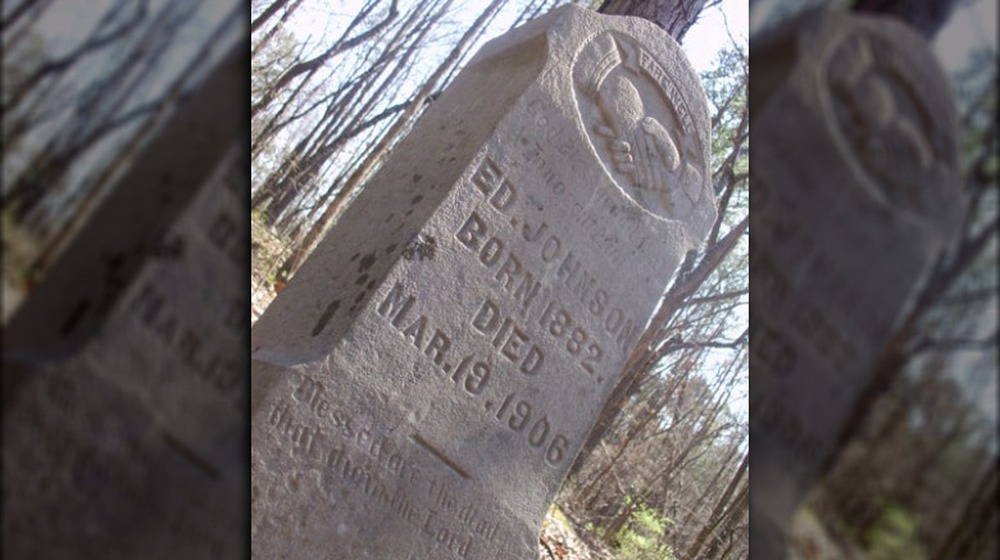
[266,373,513,559]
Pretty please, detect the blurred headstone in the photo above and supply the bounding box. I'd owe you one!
[2,43,248,559]
[749,9,963,558]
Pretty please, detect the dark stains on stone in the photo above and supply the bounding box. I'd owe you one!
[402,234,436,261]
[412,174,422,183]
[355,274,369,286]
[348,290,368,315]
[357,252,377,272]
[385,244,397,255]
[366,279,377,290]
[311,299,341,337]
[103,249,136,302]
[60,300,91,336]
[410,195,424,205]
[349,252,360,262]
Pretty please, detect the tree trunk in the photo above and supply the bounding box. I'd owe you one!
[599,0,720,41]
[685,453,748,559]
[251,0,304,58]
[602,498,638,544]
[251,0,296,33]
[679,441,741,531]
[852,0,963,38]
[2,0,57,49]
[698,482,748,560]
[575,385,672,505]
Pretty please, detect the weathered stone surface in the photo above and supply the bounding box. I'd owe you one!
[749,9,963,557]
[2,146,248,559]
[251,5,714,560]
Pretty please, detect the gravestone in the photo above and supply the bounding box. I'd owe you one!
[749,9,963,558]
[2,44,247,558]
[250,5,715,559]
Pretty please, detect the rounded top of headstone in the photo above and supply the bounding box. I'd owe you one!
[550,6,718,248]
[823,16,962,234]
[768,9,965,240]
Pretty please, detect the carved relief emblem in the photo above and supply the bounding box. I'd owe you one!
[821,31,955,222]
[573,32,708,223]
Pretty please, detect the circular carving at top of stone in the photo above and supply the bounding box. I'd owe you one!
[572,30,709,225]
[820,26,958,227]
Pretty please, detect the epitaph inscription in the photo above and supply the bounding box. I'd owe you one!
[749,10,963,557]
[251,6,714,559]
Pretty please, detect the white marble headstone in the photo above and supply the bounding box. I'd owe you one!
[251,6,715,559]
